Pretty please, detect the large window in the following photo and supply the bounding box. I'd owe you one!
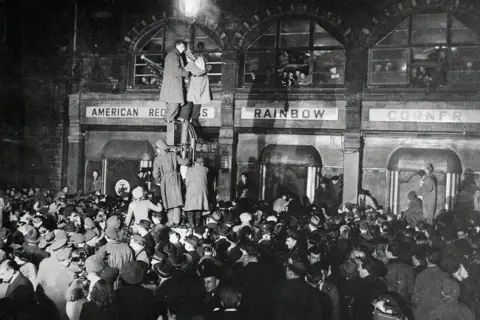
[243,19,345,87]
[131,22,222,88]
[369,13,480,88]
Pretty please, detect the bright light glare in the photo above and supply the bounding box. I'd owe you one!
[180,0,201,17]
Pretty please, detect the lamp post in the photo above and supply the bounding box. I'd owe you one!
[177,0,203,160]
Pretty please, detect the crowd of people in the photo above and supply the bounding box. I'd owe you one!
[0,147,479,320]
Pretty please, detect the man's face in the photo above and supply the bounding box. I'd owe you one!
[169,233,180,244]
[286,237,296,249]
[241,175,247,183]
[308,252,321,265]
[204,276,219,293]
[0,266,14,283]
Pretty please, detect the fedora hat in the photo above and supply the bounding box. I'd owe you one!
[155,140,169,150]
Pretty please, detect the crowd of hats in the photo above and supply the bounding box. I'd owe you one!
[1,184,480,317]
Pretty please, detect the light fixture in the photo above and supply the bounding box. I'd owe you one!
[179,0,203,18]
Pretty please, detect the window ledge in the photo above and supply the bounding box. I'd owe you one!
[363,87,480,100]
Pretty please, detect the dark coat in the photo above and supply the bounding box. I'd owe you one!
[184,164,210,212]
[113,284,156,320]
[23,243,50,266]
[321,281,341,320]
[404,197,424,226]
[79,302,115,320]
[385,260,415,301]
[428,299,475,320]
[412,265,448,320]
[159,48,189,104]
[274,278,331,320]
[351,276,387,320]
[0,273,37,319]
[153,152,189,210]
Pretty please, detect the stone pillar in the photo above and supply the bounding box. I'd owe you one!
[217,51,237,200]
[66,94,85,193]
[342,43,367,205]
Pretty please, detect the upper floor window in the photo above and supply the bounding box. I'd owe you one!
[131,22,222,88]
[243,18,345,88]
[369,13,480,89]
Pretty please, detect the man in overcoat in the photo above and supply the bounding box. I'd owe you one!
[152,140,190,227]
[184,157,210,227]
[159,40,189,122]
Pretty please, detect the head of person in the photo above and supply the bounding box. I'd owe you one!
[286,260,306,280]
[219,287,242,309]
[426,163,434,173]
[90,279,113,308]
[285,230,297,250]
[204,275,220,293]
[174,40,186,54]
[359,256,386,279]
[240,173,248,183]
[92,170,99,180]
[308,246,323,265]
[0,260,19,284]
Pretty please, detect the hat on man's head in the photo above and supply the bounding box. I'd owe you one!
[224,211,236,225]
[131,234,146,247]
[84,217,96,229]
[153,259,174,278]
[105,227,119,240]
[56,247,73,261]
[217,224,231,237]
[64,223,76,233]
[69,233,85,245]
[155,140,169,150]
[120,261,144,285]
[211,211,222,223]
[106,215,121,230]
[309,215,322,228]
[132,187,144,200]
[239,212,252,223]
[84,229,97,242]
[24,228,40,244]
[85,208,97,218]
[50,237,68,252]
[442,276,460,298]
[185,235,200,248]
[138,219,153,230]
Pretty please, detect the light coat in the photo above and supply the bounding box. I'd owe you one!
[421,174,437,223]
[185,58,212,104]
[153,151,190,210]
[159,48,189,104]
[184,163,210,212]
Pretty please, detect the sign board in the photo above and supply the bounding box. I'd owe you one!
[241,106,338,121]
[114,179,131,196]
[369,109,480,123]
[86,106,215,119]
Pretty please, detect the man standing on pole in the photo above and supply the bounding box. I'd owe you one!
[159,40,189,123]
[153,140,190,227]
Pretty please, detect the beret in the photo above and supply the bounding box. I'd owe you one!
[69,233,85,244]
[55,247,73,261]
[120,261,144,285]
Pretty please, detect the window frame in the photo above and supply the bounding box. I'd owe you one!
[241,18,346,88]
[129,22,223,89]
[368,13,480,88]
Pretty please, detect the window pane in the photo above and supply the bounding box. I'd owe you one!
[377,19,409,46]
[312,50,345,84]
[203,52,222,76]
[313,23,342,47]
[410,66,445,88]
[280,20,310,47]
[140,29,164,51]
[249,24,276,49]
[412,14,447,44]
[244,51,275,84]
[370,49,408,85]
[412,47,447,65]
[133,54,163,86]
[194,27,219,51]
[277,49,312,87]
[165,24,189,49]
[451,18,480,44]
[448,46,480,84]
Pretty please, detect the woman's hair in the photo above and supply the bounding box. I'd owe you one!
[90,279,113,308]
[374,292,413,320]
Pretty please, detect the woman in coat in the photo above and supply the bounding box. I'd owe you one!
[420,164,437,224]
[180,52,212,124]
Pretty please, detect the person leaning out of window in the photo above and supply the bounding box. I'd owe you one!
[176,50,212,126]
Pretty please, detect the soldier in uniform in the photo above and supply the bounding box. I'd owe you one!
[153,140,190,227]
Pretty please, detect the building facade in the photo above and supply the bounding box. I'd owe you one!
[44,0,480,213]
